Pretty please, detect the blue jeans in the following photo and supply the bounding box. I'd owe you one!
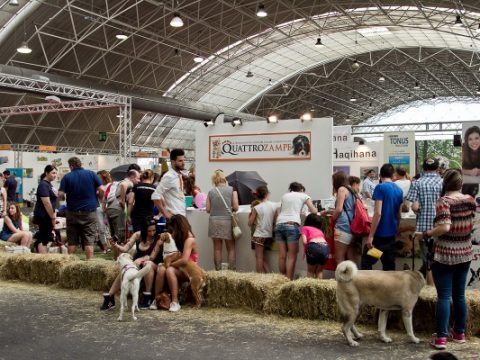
[274,223,300,243]
[431,261,471,338]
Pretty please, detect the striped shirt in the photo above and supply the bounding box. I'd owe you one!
[406,172,443,231]
[433,195,475,265]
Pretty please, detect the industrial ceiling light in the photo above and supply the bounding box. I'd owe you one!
[256,4,267,17]
[454,14,463,27]
[170,13,184,27]
[414,81,420,90]
[477,23,480,33]
[267,115,278,124]
[315,37,324,47]
[378,76,385,82]
[45,95,61,103]
[345,118,351,122]
[246,71,254,78]
[301,112,312,121]
[369,101,372,107]
[349,95,357,102]
[432,94,436,99]
[352,59,360,69]
[203,120,214,127]
[193,56,204,63]
[9,0,19,5]
[476,86,480,95]
[116,33,128,40]
[231,118,242,127]
[16,41,32,54]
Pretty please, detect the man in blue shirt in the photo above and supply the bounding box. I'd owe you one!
[362,163,403,271]
[3,170,17,202]
[59,157,103,260]
[361,169,377,199]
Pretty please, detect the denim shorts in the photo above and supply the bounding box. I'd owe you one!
[306,242,330,266]
[274,222,300,243]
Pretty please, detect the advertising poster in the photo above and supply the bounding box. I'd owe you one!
[333,165,350,175]
[209,131,311,161]
[461,122,480,185]
[383,132,415,175]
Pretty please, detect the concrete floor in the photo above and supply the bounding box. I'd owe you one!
[0,281,479,360]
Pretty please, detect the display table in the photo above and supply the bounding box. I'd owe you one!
[187,207,309,277]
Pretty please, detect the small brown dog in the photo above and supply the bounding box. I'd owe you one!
[160,232,207,307]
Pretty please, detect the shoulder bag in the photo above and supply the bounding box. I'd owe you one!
[215,187,242,240]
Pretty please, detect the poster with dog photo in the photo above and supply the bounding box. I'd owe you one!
[333,166,350,175]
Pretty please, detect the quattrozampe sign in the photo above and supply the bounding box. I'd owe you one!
[209,131,311,161]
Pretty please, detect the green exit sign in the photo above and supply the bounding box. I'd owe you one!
[99,132,107,141]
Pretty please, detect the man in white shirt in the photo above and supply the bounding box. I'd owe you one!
[362,169,377,199]
[151,149,186,218]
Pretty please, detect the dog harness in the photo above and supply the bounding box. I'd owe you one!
[121,264,138,281]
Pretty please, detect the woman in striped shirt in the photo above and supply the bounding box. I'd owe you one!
[423,169,475,350]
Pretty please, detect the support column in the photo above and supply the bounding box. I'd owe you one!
[118,97,132,163]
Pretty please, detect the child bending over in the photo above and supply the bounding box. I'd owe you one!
[301,213,329,279]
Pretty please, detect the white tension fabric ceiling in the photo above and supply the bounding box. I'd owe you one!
[0,1,480,154]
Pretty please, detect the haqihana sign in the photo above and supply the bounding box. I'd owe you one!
[209,131,311,161]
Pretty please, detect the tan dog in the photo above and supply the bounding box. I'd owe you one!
[335,260,425,347]
[160,232,207,307]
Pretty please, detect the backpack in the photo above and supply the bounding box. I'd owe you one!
[105,181,120,205]
[344,186,371,237]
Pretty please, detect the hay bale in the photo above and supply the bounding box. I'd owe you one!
[264,278,340,320]
[206,271,288,311]
[59,259,119,291]
[0,254,77,284]
[0,240,11,252]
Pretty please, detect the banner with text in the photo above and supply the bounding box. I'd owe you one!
[209,131,311,161]
[383,132,415,175]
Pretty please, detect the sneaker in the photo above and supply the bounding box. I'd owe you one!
[149,299,158,310]
[449,330,466,343]
[169,301,181,312]
[100,293,115,311]
[139,292,152,309]
[431,334,447,350]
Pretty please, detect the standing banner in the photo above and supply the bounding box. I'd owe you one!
[333,126,381,178]
[383,132,415,175]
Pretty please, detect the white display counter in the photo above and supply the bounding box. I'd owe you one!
[187,207,310,278]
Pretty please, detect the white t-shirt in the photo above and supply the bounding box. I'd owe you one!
[395,179,411,198]
[276,192,311,225]
[253,201,279,238]
[151,169,186,216]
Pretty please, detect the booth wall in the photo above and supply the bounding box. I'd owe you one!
[195,118,333,201]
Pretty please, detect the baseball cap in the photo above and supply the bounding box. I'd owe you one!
[423,158,439,171]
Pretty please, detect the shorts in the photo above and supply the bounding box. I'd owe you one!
[274,222,300,244]
[306,242,330,266]
[66,210,98,246]
[0,230,11,241]
[251,236,273,249]
[334,228,354,245]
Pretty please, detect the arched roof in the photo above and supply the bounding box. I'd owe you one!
[0,1,479,153]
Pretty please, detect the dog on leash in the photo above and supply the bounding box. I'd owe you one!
[116,252,152,321]
[160,232,207,307]
[335,260,425,347]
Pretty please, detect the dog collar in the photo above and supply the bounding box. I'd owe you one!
[121,264,138,280]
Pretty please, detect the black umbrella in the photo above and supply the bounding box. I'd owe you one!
[109,164,130,181]
[226,171,268,205]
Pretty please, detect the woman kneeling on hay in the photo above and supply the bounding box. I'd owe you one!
[150,214,200,312]
[100,217,163,311]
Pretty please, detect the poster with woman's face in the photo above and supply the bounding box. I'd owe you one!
[462,123,480,185]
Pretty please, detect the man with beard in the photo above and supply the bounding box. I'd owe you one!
[151,149,186,218]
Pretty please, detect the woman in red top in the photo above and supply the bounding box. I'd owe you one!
[300,213,329,279]
[152,214,199,312]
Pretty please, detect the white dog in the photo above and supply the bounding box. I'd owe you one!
[116,253,152,321]
[335,260,425,347]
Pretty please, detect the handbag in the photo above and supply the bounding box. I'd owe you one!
[216,187,242,240]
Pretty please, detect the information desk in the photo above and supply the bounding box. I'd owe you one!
[187,207,309,278]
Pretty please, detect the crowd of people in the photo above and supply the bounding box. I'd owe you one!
[0,148,476,351]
